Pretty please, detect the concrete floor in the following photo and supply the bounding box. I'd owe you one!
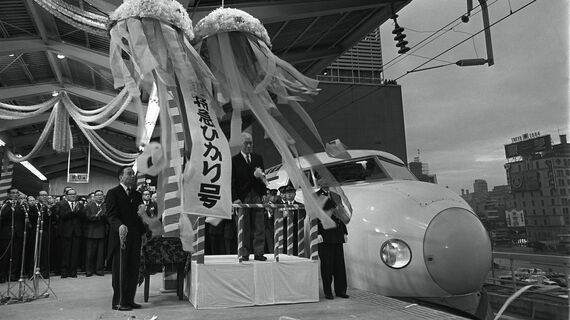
[0,272,470,320]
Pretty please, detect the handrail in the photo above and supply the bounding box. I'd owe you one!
[191,203,319,264]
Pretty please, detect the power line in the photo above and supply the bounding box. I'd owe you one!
[310,0,537,126]
[382,0,501,74]
[395,0,537,81]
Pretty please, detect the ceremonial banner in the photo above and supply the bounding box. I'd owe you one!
[181,94,231,219]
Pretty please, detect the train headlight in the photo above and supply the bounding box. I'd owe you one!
[380,239,411,269]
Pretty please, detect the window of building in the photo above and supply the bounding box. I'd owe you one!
[541,199,545,206]
[518,164,521,171]
[536,161,540,169]
[562,189,567,195]
[552,198,556,205]
[542,209,546,215]
[533,209,536,214]
[563,207,569,214]
[552,208,557,214]
[522,201,526,207]
[566,169,570,175]
[559,179,565,186]
[532,200,535,206]
[557,170,564,176]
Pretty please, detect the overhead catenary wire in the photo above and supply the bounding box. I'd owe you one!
[308,0,537,127]
[382,0,501,74]
[394,0,536,81]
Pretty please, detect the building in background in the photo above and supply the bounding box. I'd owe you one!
[408,151,437,184]
[474,179,488,194]
[463,183,514,247]
[504,133,570,251]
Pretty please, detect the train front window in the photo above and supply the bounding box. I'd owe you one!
[376,156,417,180]
[321,157,388,184]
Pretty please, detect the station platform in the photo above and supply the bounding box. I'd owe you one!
[0,271,473,320]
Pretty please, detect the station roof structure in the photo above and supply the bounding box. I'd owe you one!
[0,0,411,193]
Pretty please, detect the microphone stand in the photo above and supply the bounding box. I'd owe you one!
[2,202,17,302]
[29,205,56,299]
[17,204,33,301]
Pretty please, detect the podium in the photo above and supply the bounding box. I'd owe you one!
[187,255,319,309]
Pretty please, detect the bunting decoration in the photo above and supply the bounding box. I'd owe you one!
[0,90,138,166]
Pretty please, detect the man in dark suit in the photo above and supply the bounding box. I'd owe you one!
[85,190,106,277]
[0,187,26,283]
[106,166,145,311]
[57,188,85,278]
[316,177,349,300]
[231,132,267,261]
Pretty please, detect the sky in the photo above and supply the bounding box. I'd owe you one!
[378,0,569,194]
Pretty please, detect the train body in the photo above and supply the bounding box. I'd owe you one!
[266,150,492,319]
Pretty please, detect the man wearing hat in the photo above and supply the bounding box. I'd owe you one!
[281,184,306,256]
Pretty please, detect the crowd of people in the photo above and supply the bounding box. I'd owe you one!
[0,184,158,284]
[0,132,350,309]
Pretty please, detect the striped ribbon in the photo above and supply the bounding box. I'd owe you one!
[286,210,294,255]
[274,209,285,261]
[0,161,14,203]
[298,213,305,257]
[191,217,205,263]
[309,218,319,260]
[161,97,185,237]
[237,208,245,262]
[273,209,281,262]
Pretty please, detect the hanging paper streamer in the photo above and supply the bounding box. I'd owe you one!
[193,7,351,228]
[108,0,232,240]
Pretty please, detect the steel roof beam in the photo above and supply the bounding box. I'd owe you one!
[191,0,400,23]
[0,38,109,69]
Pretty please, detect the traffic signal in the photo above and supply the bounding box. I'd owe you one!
[391,16,410,54]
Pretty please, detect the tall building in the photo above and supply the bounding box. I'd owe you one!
[504,134,570,249]
[408,152,437,183]
[473,179,488,194]
[317,27,383,85]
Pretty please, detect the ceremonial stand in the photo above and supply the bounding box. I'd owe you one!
[188,203,320,309]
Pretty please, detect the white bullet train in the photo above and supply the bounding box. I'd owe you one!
[266,149,493,319]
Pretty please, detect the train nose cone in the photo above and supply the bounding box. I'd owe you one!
[423,208,492,295]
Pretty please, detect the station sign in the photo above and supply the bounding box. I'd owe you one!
[68,173,89,183]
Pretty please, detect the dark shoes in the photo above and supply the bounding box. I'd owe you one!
[95,272,104,276]
[85,273,93,277]
[112,305,132,311]
[336,293,349,299]
[325,294,334,300]
[130,302,142,309]
[241,256,249,261]
[254,255,267,261]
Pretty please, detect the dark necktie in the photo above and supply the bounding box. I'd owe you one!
[126,188,131,196]
[246,154,251,165]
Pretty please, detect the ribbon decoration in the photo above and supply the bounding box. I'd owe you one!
[108,0,232,241]
[193,7,353,229]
